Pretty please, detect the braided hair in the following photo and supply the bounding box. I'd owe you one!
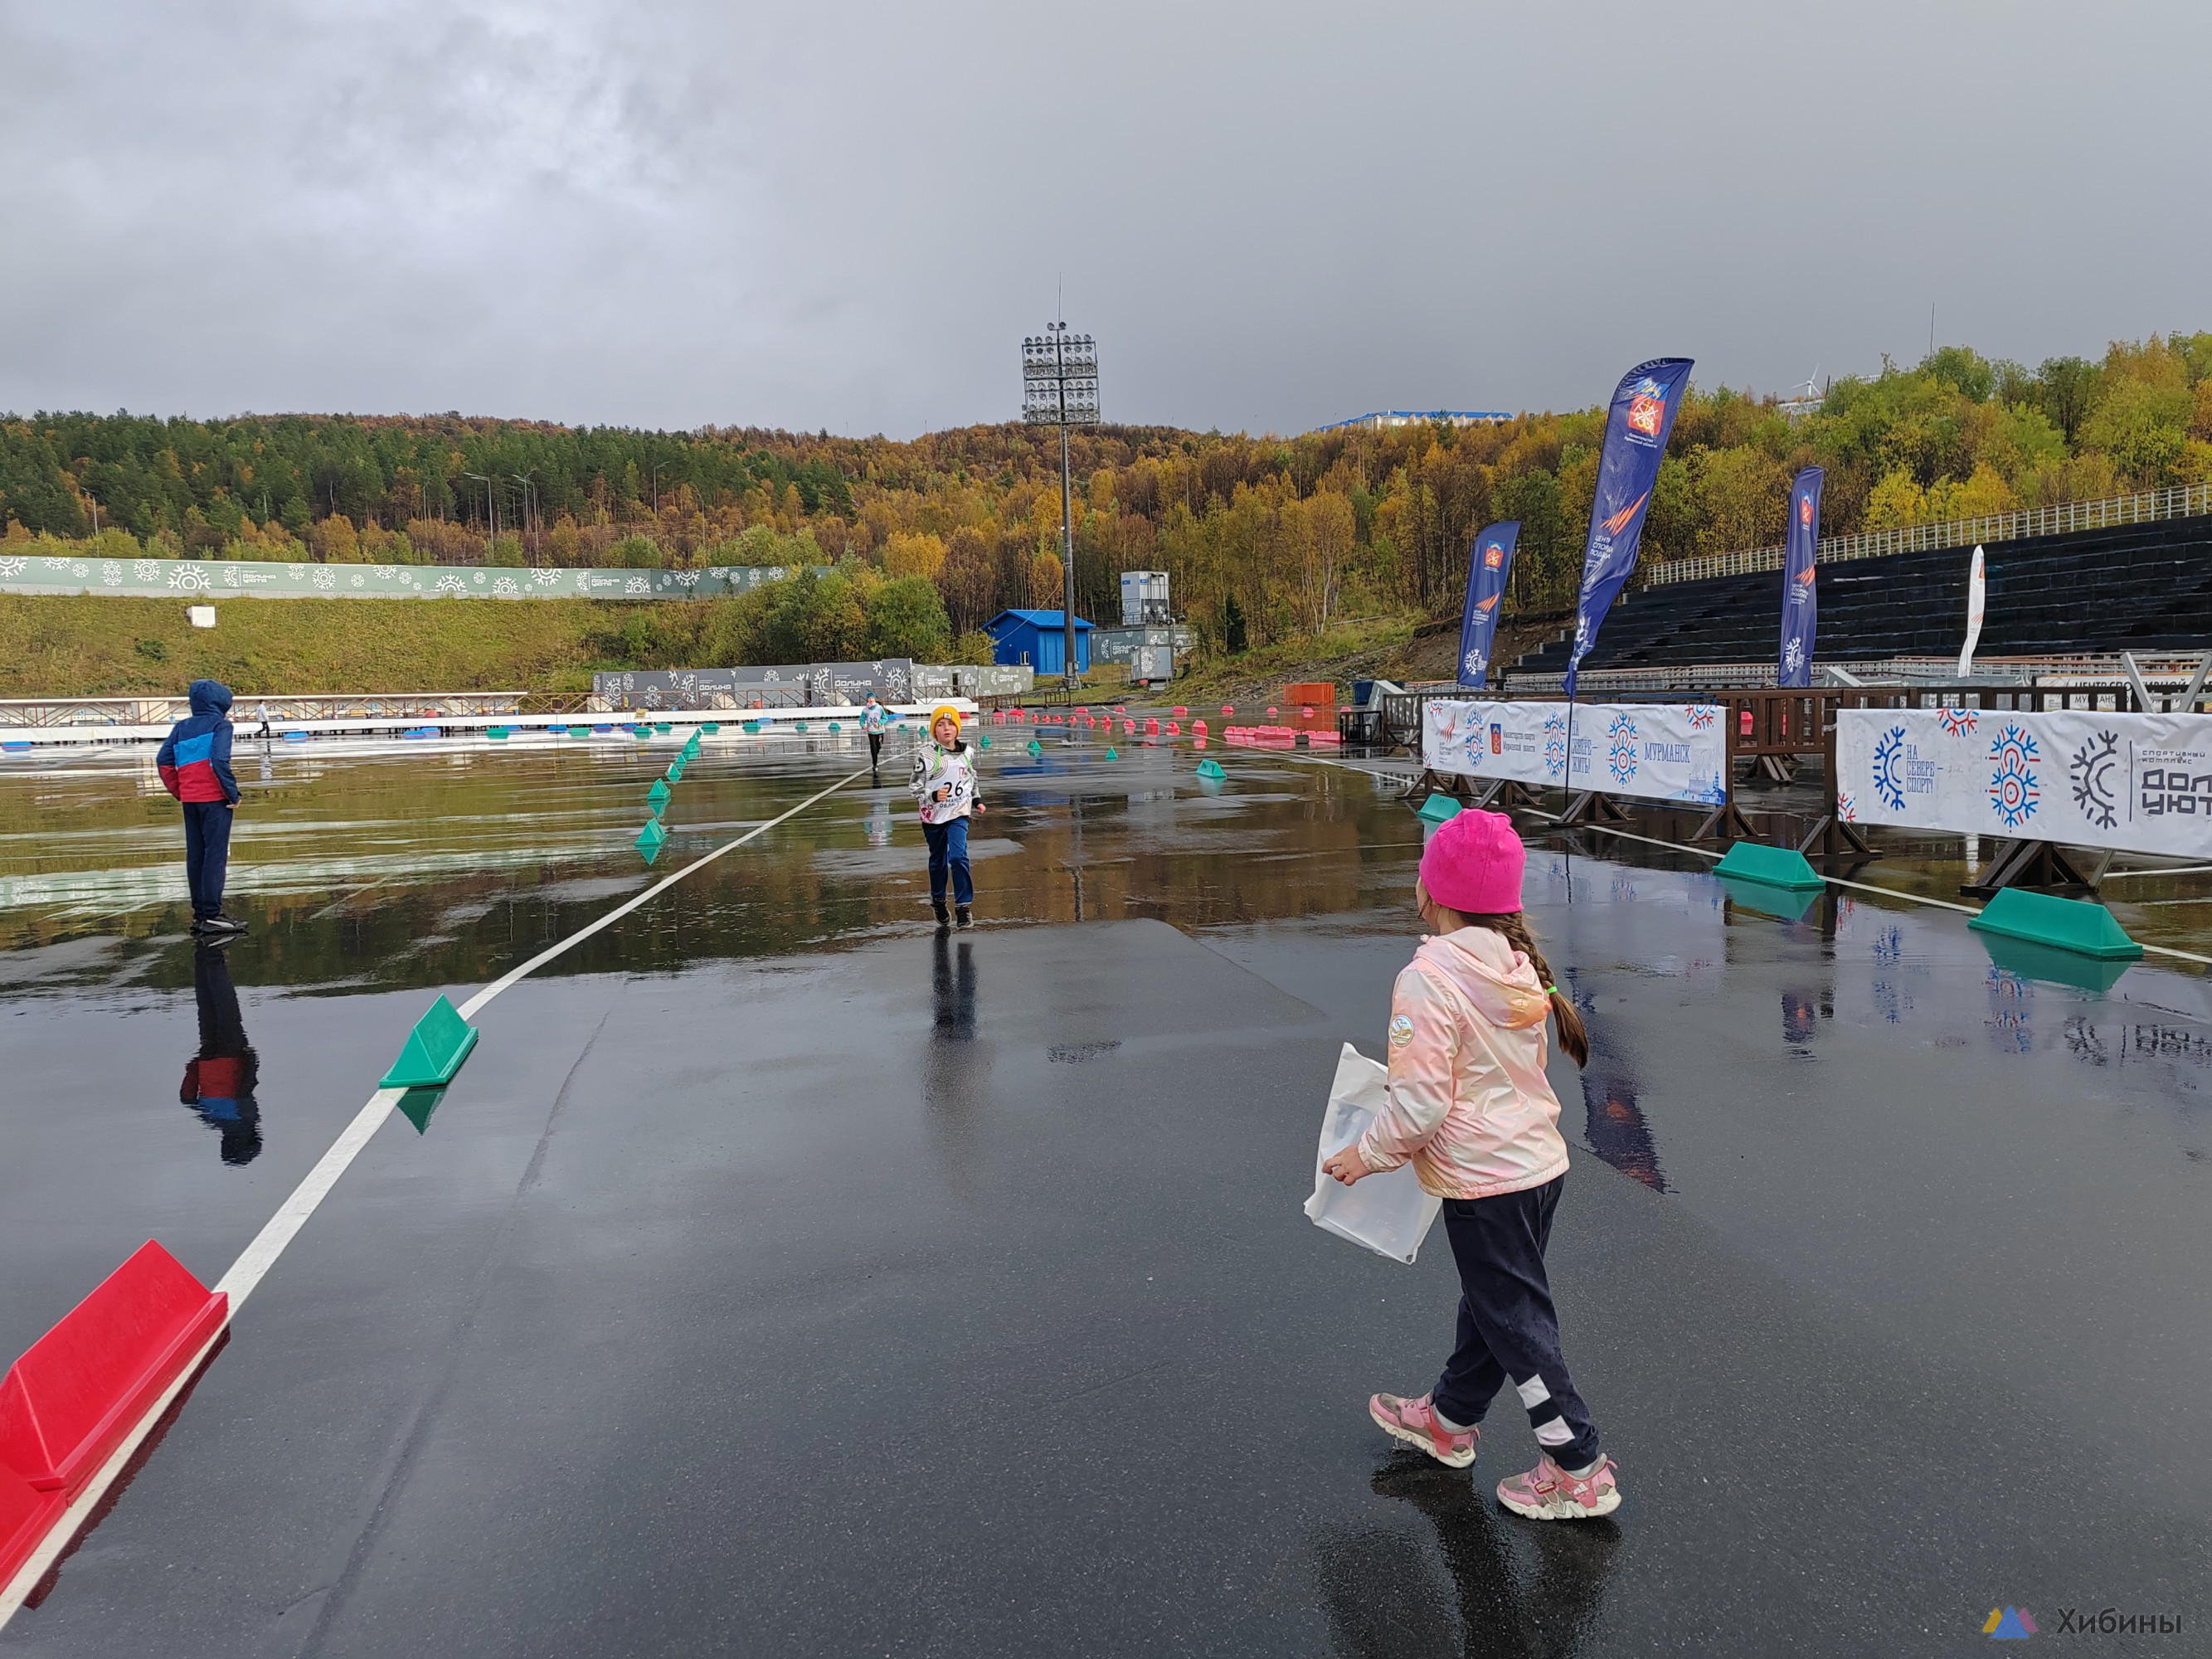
[1429,902,1589,1068]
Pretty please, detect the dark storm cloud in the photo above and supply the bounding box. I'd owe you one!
[2,1,2205,437]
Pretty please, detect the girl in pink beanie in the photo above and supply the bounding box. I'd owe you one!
[1322,807,1620,1520]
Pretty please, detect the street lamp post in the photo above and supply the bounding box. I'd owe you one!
[1021,323,1100,690]
[463,473,498,557]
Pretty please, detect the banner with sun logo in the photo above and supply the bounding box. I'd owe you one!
[1456,522,1520,690]
[1835,708,2212,858]
[1424,699,1726,805]
[1777,467,1822,688]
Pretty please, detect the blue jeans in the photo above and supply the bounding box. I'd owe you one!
[182,800,234,918]
[922,816,972,906]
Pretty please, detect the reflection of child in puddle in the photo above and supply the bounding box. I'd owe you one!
[182,941,262,1165]
[1324,808,1619,1520]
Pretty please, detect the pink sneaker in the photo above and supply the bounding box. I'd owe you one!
[1496,1453,1621,1520]
[1368,1392,1478,1468]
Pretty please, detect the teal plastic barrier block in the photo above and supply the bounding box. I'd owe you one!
[487,726,509,740]
[1712,841,1826,892]
[636,819,668,859]
[634,727,651,741]
[702,722,720,734]
[1104,747,1116,760]
[1978,932,2137,993]
[829,722,842,733]
[567,725,589,737]
[1026,738,1043,756]
[666,763,685,785]
[795,722,809,732]
[396,1086,446,1135]
[742,721,761,734]
[654,722,672,734]
[1195,758,1226,780]
[1416,792,1462,825]
[979,735,991,749]
[379,995,480,1090]
[1970,887,2143,961]
[647,779,671,811]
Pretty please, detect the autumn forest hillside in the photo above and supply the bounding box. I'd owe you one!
[4,334,2209,678]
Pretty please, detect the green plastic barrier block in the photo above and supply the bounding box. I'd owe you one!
[636,818,668,859]
[1415,792,1462,825]
[1970,887,2143,961]
[1026,738,1043,756]
[379,994,480,1090]
[979,735,991,749]
[567,724,589,737]
[654,722,672,734]
[742,721,761,734]
[1712,841,1825,892]
[666,762,685,783]
[795,722,809,732]
[829,722,842,733]
[634,727,651,741]
[647,779,671,811]
[702,722,720,734]
[1104,747,1116,760]
[1195,758,1226,780]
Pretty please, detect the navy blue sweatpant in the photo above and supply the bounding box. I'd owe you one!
[182,800,234,919]
[1432,1175,1602,1470]
[922,816,973,906]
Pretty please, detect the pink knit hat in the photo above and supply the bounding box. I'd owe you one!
[1419,807,1525,914]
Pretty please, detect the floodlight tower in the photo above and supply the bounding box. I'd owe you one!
[1022,323,1100,688]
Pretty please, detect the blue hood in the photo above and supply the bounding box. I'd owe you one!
[187,679,234,716]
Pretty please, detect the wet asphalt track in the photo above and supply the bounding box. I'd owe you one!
[0,732,2206,1656]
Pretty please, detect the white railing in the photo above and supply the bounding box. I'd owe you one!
[1644,482,2212,587]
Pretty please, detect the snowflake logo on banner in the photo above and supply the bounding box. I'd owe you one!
[1782,637,1804,678]
[529,567,561,586]
[1462,647,1485,680]
[349,573,365,587]
[434,572,469,593]
[1837,790,1859,823]
[674,570,700,590]
[371,565,397,581]
[70,562,90,578]
[1986,722,2041,830]
[312,568,336,589]
[625,577,651,594]
[1605,713,1640,786]
[1687,705,1716,730]
[1939,708,1980,737]
[1871,726,1908,811]
[43,557,70,570]
[134,560,162,582]
[0,557,24,580]
[2069,729,2121,830]
[1543,712,1568,780]
[573,570,592,589]
[101,562,123,585]
[493,577,519,596]
[168,567,211,592]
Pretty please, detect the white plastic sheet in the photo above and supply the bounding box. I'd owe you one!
[1304,1044,1443,1265]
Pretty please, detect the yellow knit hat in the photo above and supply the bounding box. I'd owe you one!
[930,703,962,731]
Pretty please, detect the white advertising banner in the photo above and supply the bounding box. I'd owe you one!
[1423,699,1728,806]
[1835,708,2212,859]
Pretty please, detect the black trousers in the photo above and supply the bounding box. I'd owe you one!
[868,732,883,766]
[1432,1175,1602,1470]
[182,800,234,918]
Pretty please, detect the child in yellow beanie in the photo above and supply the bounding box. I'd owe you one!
[909,704,984,927]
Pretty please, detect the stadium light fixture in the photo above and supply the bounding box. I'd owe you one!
[1022,322,1101,689]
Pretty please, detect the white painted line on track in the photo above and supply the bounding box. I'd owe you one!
[0,766,868,1632]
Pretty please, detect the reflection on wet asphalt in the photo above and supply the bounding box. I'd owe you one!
[2,723,2208,1656]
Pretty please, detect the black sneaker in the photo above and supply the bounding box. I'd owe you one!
[931,899,950,926]
[955,905,972,928]
[197,914,248,935]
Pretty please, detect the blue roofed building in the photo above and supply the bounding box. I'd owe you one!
[984,610,1093,676]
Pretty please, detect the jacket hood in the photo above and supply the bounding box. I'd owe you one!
[1415,926,1551,1029]
[187,679,233,716]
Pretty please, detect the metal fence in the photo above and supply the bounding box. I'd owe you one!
[1643,482,2212,587]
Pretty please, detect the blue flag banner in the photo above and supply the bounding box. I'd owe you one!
[1777,466,1823,688]
[1456,521,1521,688]
[1567,357,1694,696]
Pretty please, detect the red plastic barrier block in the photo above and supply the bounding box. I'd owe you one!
[0,1467,68,1596]
[0,1241,226,1498]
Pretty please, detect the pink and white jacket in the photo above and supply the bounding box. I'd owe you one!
[1356,927,1571,1200]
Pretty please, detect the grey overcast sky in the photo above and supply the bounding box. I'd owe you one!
[2,2,2205,439]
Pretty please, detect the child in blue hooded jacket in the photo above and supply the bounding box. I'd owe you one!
[156,679,245,934]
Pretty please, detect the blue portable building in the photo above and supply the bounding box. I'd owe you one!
[984,610,1093,675]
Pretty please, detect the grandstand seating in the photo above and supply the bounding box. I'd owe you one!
[1510,513,2212,677]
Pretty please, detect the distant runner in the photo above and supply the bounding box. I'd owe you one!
[909,703,984,929]
[156,679,246,936]
[1324,807,1618,1520]
[862,693,892,773]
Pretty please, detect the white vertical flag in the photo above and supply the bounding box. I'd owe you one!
[1957,545,1986,677]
